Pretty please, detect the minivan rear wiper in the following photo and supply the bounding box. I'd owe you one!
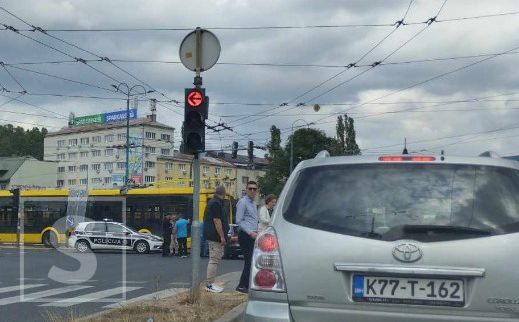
[381,225,493,242]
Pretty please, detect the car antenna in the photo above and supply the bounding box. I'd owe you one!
[402,137,409,155]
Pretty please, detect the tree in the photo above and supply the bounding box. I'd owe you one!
[345,114,361,155]
[258,126,288,196]
[335,114,361,155]
[0,124,47,160]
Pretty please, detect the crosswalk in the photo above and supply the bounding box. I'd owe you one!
[0,282,185,308]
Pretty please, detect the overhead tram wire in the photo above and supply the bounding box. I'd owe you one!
[257,0,448,122]
[0,91,67,118]
[0,7,181,105]
[9,10,519,32]
[225,0,416,127]
[230,0,444,128]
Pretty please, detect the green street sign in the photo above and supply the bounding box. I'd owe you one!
[73,114,104,126]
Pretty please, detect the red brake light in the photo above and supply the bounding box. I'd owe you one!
[71,231,76,236]
[231,236,238,243]
[379,156,436,162]
[254,269,277,289]
[258,233,278,252]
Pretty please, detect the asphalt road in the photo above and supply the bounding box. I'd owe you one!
[0,246,243,322]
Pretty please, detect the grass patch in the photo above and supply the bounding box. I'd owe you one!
[45,289,247,322]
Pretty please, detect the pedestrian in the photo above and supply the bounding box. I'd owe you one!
[176,215,189,258]
[258,194,277,232]
[170,215,179,256]
[162,215,172,257]
[235,181,259,294]
[203,185,229,293]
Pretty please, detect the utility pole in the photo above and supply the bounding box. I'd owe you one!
[112,83,154,187]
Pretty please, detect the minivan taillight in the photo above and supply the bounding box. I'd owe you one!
[251,227,286,292]
[71,231,77,236]
[379,155,436,162]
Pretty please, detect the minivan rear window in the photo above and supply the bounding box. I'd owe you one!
[282,164,519,241]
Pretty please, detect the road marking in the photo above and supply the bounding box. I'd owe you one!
[115,281,148,284]
[40,286,142,307]
[0,285,91,306]
[0,284,46,295]
[17,278,48,281]
[103,287,187,309]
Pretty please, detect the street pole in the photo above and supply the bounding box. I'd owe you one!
[191,153,201,299]
[112,83,153,187]
[125,94,130,186]
[290,119,313,174]
[190,27,203,300]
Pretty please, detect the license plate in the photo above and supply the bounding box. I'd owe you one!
[352,275,464,307]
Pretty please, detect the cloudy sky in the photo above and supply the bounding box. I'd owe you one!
[0,0,518,157]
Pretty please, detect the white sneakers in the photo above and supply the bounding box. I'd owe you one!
[206,284,224,293]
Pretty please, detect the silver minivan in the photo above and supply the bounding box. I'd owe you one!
[244,153,519,322]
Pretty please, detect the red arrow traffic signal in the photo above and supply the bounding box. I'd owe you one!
[187,89,204,107]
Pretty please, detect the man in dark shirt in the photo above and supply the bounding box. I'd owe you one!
[162,215,172,257]
[203,185,229,293]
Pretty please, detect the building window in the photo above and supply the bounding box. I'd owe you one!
[215,167,221,176]
[57,140,66,148]
[80,137,89,145]
[57,153,66,160]
[91,178,102,184]
[203,166,209,174]
[117,133,126,141]
[80,178,88,185]
[92,136,101,143]
[204,180,209,188]
[57,180,64,187]
[57,167,65,173]
[145,176,155,183]
[165,176,173,181]
[68,179,77,186]
[104,177,112,184]
[161,134,171,141]
[117,162,126,170]
[92,164,101,171]
[145,161,155,168]
[105,149,114,157]
[105,134,114,142]
[104,162,113,171]
[80,164,88,172]
[161,148,170,156]
[145,146,156,153]
[80,151,89,158]
[226,169,232,177]
[178,164,186,171]
[242,176,249,184]
[145,132,156,139]
[68,166,76,173]
[68,152,78,160]
[164,162,172,170]
[92,150,101,157]
[68,138,78,146]
[179,180,186,186]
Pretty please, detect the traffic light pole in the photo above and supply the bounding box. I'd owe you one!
[190,153,201,299]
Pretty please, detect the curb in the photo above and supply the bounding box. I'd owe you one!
[214,301,246,322]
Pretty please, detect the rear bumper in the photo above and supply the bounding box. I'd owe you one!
[244,300,291,322]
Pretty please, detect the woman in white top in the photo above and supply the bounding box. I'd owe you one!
[258,194,277,232]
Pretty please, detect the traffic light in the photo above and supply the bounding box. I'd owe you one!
[232,141,238,159]
[9,187,20,213]
[248,141,254,165]
[183,88,208,154]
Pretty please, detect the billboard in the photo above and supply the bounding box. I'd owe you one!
[73,109,137,127]
[73,114,103,126]
[129,134,143,181]
[105,109,137,124]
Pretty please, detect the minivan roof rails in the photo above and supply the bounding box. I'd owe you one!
[479,151,501,158]
[315,150,330,159]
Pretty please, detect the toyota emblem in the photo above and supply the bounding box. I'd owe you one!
[392,243,423,263]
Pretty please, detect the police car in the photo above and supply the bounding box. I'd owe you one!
[68,220,163,254]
